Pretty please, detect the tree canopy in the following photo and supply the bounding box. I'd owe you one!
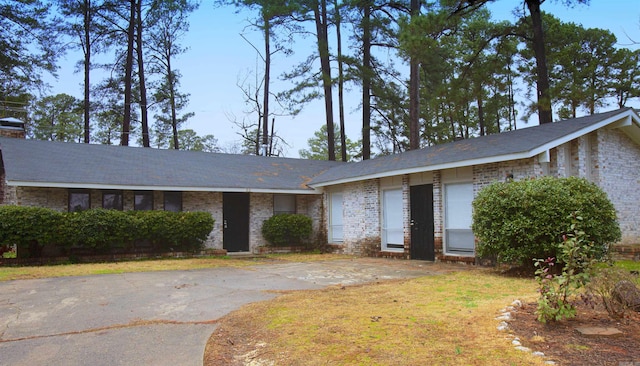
[6,0,639,159]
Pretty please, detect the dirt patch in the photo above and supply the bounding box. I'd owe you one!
[204,308,274,366]
[508,301,640,365]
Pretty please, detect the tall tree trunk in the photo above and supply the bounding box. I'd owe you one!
[121,0,136,146]
[167,58,179,150]
[135,0,150,147]
[508,66,516,130]
[83,0,91,143]
[262,10,270,156]
[269,117,275,155]
[525,0,553,124]
[313,0,335,161]
[334,0,347,162]
[408,0,420,149]
[361,1,371,160]
[477,94,485,136]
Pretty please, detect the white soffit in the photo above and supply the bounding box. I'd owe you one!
[5,181,321,195]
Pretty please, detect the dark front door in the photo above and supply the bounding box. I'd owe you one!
[410,184,435,261]
[223,192,250,252]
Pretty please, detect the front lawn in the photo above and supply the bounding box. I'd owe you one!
[205,269,548,365]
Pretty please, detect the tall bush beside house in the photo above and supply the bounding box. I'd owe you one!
[0,206,63,258]
[472,176,620,267]
[261,214,313,247]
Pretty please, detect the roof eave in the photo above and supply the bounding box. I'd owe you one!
[310,109,640,188]
[309,151,534,188]
[6,181,322,195]
[531,108,640,154]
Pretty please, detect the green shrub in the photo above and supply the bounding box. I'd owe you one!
[261,214,313,247]
[472,176,620,266]
[129,210,177,251]
[61,209,137,253]
[176,211,215,251]
[0,206,64,258]
[129,210,214,252]
[0,205,214,257]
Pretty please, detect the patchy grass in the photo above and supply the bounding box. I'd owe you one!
[613,260,640,272]
[205,270,547,366]
[264,252,356,262]
[0,257,244,281]
[0,253,353,281]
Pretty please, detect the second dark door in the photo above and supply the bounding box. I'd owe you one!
[410,184,435,261]
[223,192,250,252]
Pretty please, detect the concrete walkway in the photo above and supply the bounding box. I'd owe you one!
[0,258,441,366]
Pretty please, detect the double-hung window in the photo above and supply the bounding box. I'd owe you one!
[444,183,475,255]
[329,192,343,243]
[382,189,403,251]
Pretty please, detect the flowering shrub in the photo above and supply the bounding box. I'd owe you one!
[534,214,601,323]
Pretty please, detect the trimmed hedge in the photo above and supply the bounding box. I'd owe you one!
[131,210,214,252]
[0,206,214,258]
[472,176,621,266]
[261,214,313,247]
[0,206,64,258]
[62,209,137,253]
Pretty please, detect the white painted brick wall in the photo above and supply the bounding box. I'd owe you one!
[595,129,640,244]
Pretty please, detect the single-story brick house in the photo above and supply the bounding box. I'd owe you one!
[1,107,639,262]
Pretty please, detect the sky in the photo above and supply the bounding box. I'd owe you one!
[48,0,640,157]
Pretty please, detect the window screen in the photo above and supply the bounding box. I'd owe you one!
[382,189,403,251]
[134,191,154,211]
[102,191,123,210]
[274,194,296,215]
[329,192,343,242]
[164,192,182,212]
[69,190,90,212]
[444,183,474,255]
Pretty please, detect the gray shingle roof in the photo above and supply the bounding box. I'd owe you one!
[2,108,637,192]
[309,108,638,186]
[0,138,342,193]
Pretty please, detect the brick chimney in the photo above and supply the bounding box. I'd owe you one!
[0,117,25,138]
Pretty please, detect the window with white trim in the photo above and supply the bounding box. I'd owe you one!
[274,194,296,215]
[382,188,403,251]
[329,192,343,243]
[444,182,475,255]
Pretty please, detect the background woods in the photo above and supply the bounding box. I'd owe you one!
[1,0,638,160]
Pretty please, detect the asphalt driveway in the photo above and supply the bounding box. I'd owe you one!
[0,258,443,366]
